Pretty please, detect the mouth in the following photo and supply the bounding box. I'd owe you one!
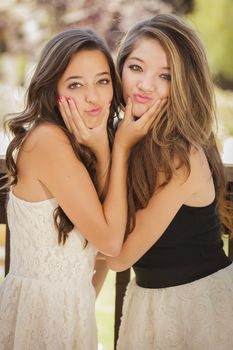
[85,107,101,116]
[133,93,153,104]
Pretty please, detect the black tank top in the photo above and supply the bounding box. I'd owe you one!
[133,199,232,288]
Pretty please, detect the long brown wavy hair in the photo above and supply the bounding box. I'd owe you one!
[3,28,121,244]
[117,14,232,236]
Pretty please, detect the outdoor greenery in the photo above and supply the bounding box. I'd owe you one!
[96,271,115,350]
[0,0,232,135]
[189,0,233,87]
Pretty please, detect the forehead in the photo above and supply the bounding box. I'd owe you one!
[127,37,168,66]
[64,49,110,75]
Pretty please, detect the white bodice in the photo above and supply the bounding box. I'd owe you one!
[7,192,97,283]
[0,192,98,349]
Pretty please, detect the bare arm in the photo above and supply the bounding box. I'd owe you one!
[29,98,165,257]
[95,149,110,200]
[89,122,111,292]
[92,257,108,298]
[34,124,129,256]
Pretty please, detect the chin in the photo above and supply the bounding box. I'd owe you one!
[85,118,101,129]
[132,105,148,118]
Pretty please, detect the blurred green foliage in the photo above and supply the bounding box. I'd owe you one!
[189,0,233,81]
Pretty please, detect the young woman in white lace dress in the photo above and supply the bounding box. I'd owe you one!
[107,14,233,350]
[0,29,165,349]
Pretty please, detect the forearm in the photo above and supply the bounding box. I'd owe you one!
[95,146,111,200]
[106,251,129,272]
[102,143,129,251]
[92,258,109,298]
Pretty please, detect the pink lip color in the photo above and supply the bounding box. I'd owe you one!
[133,94,152,104]
[86,107,101,116]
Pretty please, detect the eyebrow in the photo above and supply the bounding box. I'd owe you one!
[128,57,170,70]
[65,71,110,82]
[128,57,144,63]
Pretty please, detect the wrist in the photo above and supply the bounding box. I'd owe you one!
[112,141,130,162]
[95,144,110,163]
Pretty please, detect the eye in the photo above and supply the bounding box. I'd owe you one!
[129,64,143,72]
[68,82,82,89]
[98,79,110,85]
[160,74,171,81]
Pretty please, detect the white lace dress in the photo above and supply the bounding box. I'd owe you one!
[0,192,97,350]
[117,264,233,350]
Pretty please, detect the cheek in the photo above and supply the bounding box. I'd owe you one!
[132,104,149,118]
[102,85,113,106]
[66,93,85,114]
[159,83,170,98]
[103,88,113,106]
[121,69,132,101]
[108,86,114,102]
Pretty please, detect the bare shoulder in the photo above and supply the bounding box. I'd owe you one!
[22,123,69,152]
[186,145,213,197]
[168,146,210,188]
[190,145,205,159]
[189,146,209,173]
[35,123,66,139]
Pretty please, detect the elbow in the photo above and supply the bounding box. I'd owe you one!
[106,256,129,272]
[102,242,122,257]
[109,244,122,257]
[108,262,129,273]
[98,239,122,258]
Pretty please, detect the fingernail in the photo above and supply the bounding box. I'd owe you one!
[67,97,72,103]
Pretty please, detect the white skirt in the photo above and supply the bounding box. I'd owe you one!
[0,274,97,350]
[117,263,233,350]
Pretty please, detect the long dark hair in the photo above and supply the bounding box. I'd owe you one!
[3,28,121,244]
[117,14,232,236]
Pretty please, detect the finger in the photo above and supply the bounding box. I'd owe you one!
[137,98,167,130]
[68,98,87,133]
[144,98,168,128]
[68,116,82,143]
[58,96,72,131]
[123,97,133,122]
[67,98,91,142]
[136,98,163,127]
[64,98,83,138]
[65,104,82,141]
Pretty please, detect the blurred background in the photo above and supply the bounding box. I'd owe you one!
[0,0,233,349]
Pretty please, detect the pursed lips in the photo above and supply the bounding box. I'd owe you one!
[133,93,153,104]
[85,107,101,116]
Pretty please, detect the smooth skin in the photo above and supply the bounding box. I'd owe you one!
[122,38,170,117]
[57,50,113,196]
[107,38,215,271]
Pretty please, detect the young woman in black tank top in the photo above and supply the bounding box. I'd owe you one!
[107,14,233,350]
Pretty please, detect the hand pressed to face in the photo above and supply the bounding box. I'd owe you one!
[58,96,110,155]
[115,97,167,151]
[57,49,113,129]
[122,37,171,118]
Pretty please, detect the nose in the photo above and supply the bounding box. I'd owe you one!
[85,87,98,104]
[137,74,155,93]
